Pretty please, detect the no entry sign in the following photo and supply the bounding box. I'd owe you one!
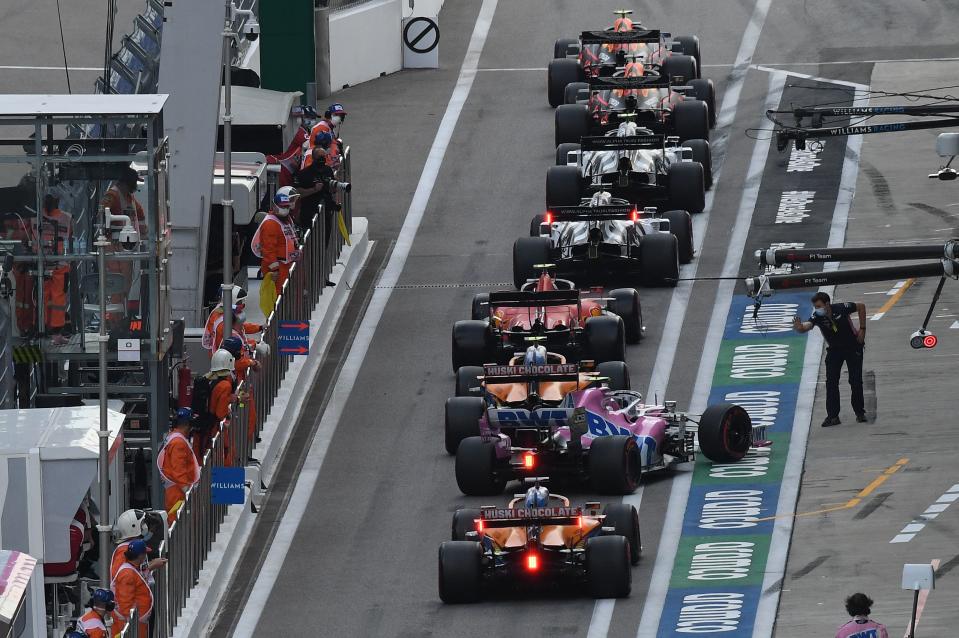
[403,17,440,54]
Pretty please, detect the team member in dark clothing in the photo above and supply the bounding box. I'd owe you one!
[793,291,868,427]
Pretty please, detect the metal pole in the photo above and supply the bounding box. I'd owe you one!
[95,223,111,589]
[221,0,235,340]
[908,588,920,638]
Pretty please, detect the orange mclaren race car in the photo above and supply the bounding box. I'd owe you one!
[451,267,642,371]
[438,482,639,602]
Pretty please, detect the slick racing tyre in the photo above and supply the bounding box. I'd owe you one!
[470,292,489,321]
[556,142,581,166]
[698,402,752,463]
[588,435,641,494]
[554,37,578,59]
[513,237,551,289]
[445,397,484,455]
[607,288,643,343]
[661,54,698,84]
[667,161,705,215]
[451,320,493,371]
[555,103,590,146]
[602,503,642,565]
[672,99,710,142]
[639,231,679,287]
[546,165,582,207]
[662,209,694,265]
[438,541,482,603]
[548,58,584,108]
[456,437,506,495]
[451,508,483,541]
[596,360,630,391]
[684,138,713,189]
[564,81,589,105]
[671,35,702,77]
[584,315,626,362]
[455,366,484,398]
[689,78,717,128]
[586,536,632,598]
[530,213,547,237]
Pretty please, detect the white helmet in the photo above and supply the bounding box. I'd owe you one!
[210,349,235,373]
[273,186,299,217]
[114,509,148,542]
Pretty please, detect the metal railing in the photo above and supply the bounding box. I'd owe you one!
[117,607,140,637]
[151,148,353,635]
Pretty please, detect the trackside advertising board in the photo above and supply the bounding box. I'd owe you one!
[657,293,810,636]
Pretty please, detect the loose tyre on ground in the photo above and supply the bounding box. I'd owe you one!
[470,292,489,321]
[454,366,484,397]
[638,232,679,287]
[672,99,710,142]
[512,237,551,289]
[451,508,483,541]
[596,361,630,391]
[689,78,717,128]
[583,315,626,362]
[564,81,589,105]
[548,58,584,108]
[667,160,705,214]
[585,536,632,598]
[555,142,581,166]
[684,138,713,189]
[445,396,484,454]
[456,436,506,495]
[546,165,582,208]
[698,402,752,463]
[671,35,702,76]
[662,209,694,264]
[438,541,482,603]
[588,434,641,494]
[555,103,590,146]
[606,288,643,343]
[451,320,492,371]
[602,503,642,565]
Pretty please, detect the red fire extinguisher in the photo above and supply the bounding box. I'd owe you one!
[177,362,193,408]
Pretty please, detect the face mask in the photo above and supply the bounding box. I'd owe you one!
[236,312,246,323]
[142,529,153,542]
[302,119,315,130]
[331,115,342,126]
[813,307,827,317]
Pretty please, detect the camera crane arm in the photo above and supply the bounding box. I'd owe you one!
[755,240,959,267]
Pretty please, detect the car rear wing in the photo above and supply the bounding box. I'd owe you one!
[547,204,637,222]
[579,29,662,44]
[481,363,582,384]
[580,134,665,151]
[479,505,583,528]
[587,75,671,90]
[487,289,581,308]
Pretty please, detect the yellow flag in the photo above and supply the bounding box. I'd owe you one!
[259,272,278,317]
[337,210,351,246]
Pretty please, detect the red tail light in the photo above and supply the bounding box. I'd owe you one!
[523,452,535,469]
[544,211,553,225]
[526,553,539,571]
[577,515,583,529]
[630,207,639,222]
[476,518,484,533]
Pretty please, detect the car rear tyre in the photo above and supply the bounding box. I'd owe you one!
[586,536,632,598]
[470,292,489,321]
[667,160,705,214]
[584,315,626,362]
[445,396,484,455]
[698,402,753,463]
[438,541,482,603]
[661,54,698,84]
[662,209,694,264]
[639,230,679,287]
[530,213,547,237]
[451,320,492,371]
[684,138,713,189]
[555,142,581,166]
[451,508,483,541]
[548,58,584,108]
[671,35,702,77]
[456,437,506,495]
[454,366,484,398]
[564,81,589,105]
[689,78,716,128]
[588,435,641,494]
[607,288,643,343]
[603,503,642,565]
[555,103,590,146]
[513,237,552,289]
[553,37,578,59]
[672,99,710,142]
[546,165,582,208]
[596,361,630,391]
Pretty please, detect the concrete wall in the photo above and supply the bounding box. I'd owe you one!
[328,0,403,91]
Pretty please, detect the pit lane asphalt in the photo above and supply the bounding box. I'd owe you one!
[205,1,959,637]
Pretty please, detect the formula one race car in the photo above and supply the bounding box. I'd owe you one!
[452,268,642,371]
[446,348,628,453]
[452,363,752,495]
[551,122,711,216]
[515,194,689,287]
[438,483,640,602]
[555,74,710,147]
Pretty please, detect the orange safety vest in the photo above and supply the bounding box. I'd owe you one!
[251,214,300,263]
[36,208,72,259]
[111,561,154,622]
[157,431,201,489]
[77,609,108,638]
[301,120,340,170]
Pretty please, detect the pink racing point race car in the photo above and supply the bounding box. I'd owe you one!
[454,363,753,495]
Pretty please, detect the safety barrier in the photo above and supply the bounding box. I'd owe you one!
[151,148,353,635]
[117,607,140,637]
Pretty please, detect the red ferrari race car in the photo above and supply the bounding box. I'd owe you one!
[438,483,640,602]
[451,268,642,371]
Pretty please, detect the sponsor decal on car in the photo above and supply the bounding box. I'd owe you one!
[481,506,582,520]
[483,363,578,376]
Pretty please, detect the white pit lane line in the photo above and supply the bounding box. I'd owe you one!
[890,483,959,544]
[230,0,500,634]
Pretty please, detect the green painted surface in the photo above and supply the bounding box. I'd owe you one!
[259,0,315,94]
[711,336,806,386]
[670,534,772,589]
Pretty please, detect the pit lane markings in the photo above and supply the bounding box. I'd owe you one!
[752,457,907,522]
[752,65,869,90]
[890,484,959,544]
[870,278,915,320]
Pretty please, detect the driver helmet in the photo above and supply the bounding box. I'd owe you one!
[273,186,299,216]
[523,345,547,366]
[90,588,116,612]
[525,485,549,508]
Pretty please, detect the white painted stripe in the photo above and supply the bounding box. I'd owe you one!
[890,534,915,544]
[887,281,906,295]
[948,484,959,493]
[925,503,949,513]
[919,512,939,520]
[936,493,959,503]
[870,312,885,321]
[901,523,926,534]
[0,65,101,71]
[230,1,500,634]
[752,65,871,89]
[753,83,869,637]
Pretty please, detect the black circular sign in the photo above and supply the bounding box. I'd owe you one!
[403,17,440,54]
